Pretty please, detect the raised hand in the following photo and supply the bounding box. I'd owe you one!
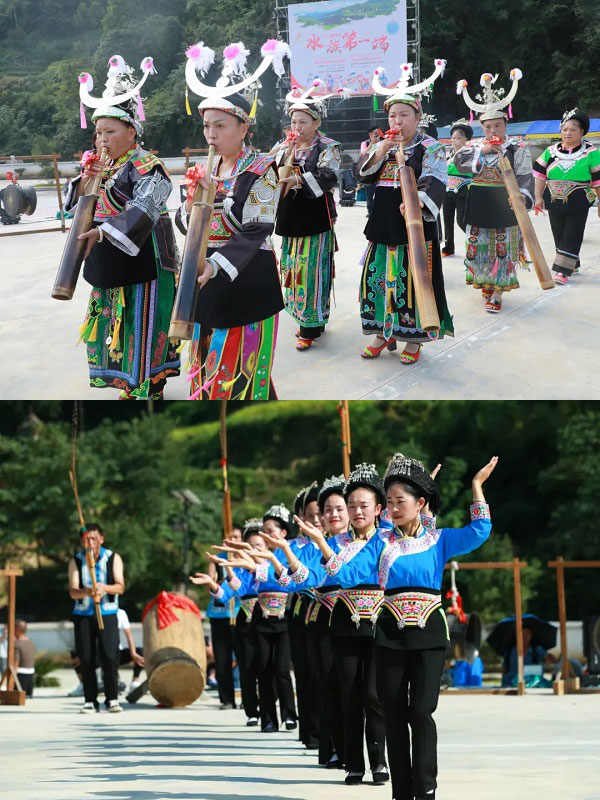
[473,456,499,486]
[293,515,325,543]
[430,463,442,480]
[472,456,499,503]
[189,572,218,591]
[260,531,285,550]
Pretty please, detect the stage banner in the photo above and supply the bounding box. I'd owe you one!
[288,0,407,96]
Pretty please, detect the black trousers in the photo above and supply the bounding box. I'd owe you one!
[299,324,325,340]
[333,635,386,774]
[17,672,34,697]
[442,190,467,253]
[311,617,345,764]
[255,626,297,729]
[376,646,446,800]
[290,610,319,747]
[73,614,119,704]
[234,620,259,719]
[210,617,236,707]
[547,190,592,276]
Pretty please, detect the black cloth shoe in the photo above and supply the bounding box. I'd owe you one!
[284,718,297,731]
[344,772,364,785]
[325,754,343,769]
[262,721,277,733]
[372,765,389,784]
[246,716,258,726]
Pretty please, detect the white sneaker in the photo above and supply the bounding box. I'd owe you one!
[68,683,84,697]
[80,702,97,714]
[107,700,123,713]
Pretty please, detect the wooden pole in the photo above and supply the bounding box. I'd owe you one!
[219,401,235,625]
[52,153,65,233]
[339,401,351,479]
[512,557,525,696]
[0,568,25,704]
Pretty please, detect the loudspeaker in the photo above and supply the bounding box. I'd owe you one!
[583,616,600,675]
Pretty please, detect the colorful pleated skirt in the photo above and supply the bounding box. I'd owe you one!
[188,315,279,400]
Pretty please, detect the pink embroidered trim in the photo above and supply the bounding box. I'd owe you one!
[276,568,292,588]
[382,591,441,630]
[291,564,309,583]
[257,591,287,619]
[378,528,443,587]
[336,588,384,628]
[254,562,269,583]
[229,576,241,591]
[240,596,257,621]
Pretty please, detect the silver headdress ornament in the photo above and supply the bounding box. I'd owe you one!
[185,38,291,124]
[263,503,292,525]
[285,79,352,120]
[383,453,438,511]
[318,474,346,508]
[419,113,437,129]
[372,58,446,110]
[344,463,385,506]
[78,54,157,133]
[243,518,264,536]
[456,68,522,123]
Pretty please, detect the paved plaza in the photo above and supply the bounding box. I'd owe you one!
[1,185,599,399]
[1,672,599,800]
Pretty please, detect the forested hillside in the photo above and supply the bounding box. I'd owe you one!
[0,0,598,157]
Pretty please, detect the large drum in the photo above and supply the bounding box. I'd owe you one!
[142,591,206,707]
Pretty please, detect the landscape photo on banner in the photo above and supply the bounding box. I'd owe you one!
[288,0,407,95]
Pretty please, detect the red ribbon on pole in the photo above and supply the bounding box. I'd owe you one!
[142,590,202,630]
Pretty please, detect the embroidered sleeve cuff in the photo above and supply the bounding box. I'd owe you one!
[228,576,241,591]
[210,250,239,282]
[532,169,546,180]
[291,563,309,583]
[302,171,324,198]
[590,178,600,188]
[470,502,491,521]
[101,222,139,256]
[417,190,440,221]
[276,568,292,588]
[324,552,343,577]
[255,562,269,583]
[420,513,437,530]
[359,154,385,176]
[211,586,225,602]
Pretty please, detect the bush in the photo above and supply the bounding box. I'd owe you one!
[34,654,62,687]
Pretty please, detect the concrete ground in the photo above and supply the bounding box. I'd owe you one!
[1,186,599,399]
[1,670,599,800]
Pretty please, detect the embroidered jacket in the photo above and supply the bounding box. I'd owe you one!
[65,147,177,288]
[533,140,600,202]
[357,132,447,246]
[454,138,533,229]
[175,147,283,329]
[324,503,491,648]
[275,134,340,237]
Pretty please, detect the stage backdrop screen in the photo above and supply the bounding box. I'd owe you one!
[288,0,407,96]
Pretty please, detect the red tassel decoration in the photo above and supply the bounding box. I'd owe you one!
[508,103,513,119]
[80,102,87,129]
[469,110,474,124]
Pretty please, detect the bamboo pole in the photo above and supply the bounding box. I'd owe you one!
[219,401,235,625]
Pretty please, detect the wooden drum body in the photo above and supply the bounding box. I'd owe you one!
[142,591,206,707]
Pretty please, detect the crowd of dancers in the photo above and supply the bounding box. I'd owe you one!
[190,453,498,800]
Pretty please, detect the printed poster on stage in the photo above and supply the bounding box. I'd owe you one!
[287,0,407,96]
